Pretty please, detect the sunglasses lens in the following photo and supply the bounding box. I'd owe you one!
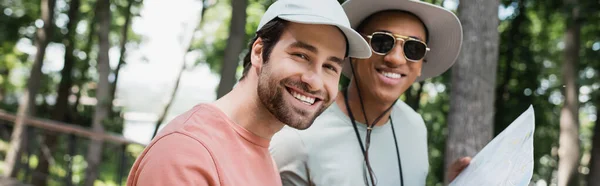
[370,33,395,54]
[404,40,427,61]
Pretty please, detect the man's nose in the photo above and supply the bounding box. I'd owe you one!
[300,69,323,92]
[383,42,407,67]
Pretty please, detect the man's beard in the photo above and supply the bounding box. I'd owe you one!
[257,65,330,130]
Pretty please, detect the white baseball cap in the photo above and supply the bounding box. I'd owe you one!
[341,0,463,82]
[257,0,372,59]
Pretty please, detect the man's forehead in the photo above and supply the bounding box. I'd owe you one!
[282,23,346,55]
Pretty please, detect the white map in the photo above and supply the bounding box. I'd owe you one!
[450,105,535,186]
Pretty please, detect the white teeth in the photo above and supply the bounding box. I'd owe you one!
[307,97,315,104]
[381,71,402,79]
[291,91,316,105]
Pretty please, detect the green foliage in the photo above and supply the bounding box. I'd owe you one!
[192,0,231,72]
[493,0,566,183]
[492,0,600,184]
[420,74,451,186]
[0,0,143,184]
[0,0,599,185]
[192,0,274,77]
[0,0,40,41]
[0,0,41,108]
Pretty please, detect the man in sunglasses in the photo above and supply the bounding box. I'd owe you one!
[126,0,372,185]
[270,0,470,185]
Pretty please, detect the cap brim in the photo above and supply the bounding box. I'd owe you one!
[341,0,462,82]
[278,14,372,59]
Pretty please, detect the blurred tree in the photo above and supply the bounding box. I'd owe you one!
[72,5,96,125]
[32,0,81,185]
[445,0,499,184]
[109,0,135,108]
[590,96,600,185]
[557,0,581,185]
[0,1,39,104]
[4,0,56,178]
[84,0,111,185]
[216,0,248,98]
[191,0,274,83]
[584,2,600,184]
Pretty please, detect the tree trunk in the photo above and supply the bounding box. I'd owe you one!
[216,0,248,98]
[444,0,499,184]
[109,0,135,109]
[557,0,581,185]
[3,0,56,178]
[72,17,96,123]
[588,98,600,186]
[152,1,211,139]
[0,69,8,101]
[31,0,80,185]
[84,0,111,185]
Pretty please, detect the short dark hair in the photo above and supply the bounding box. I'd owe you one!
[356,10,429,44]
[239,18,289,81]
[239,18,350,81]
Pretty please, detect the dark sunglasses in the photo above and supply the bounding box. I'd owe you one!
[363,32,430,62]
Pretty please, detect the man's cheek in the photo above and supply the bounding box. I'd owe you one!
[327,79,339,97]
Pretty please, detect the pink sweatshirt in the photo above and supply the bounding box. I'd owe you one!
[127,104,282,186]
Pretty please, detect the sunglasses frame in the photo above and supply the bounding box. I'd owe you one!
[363,31,430,62]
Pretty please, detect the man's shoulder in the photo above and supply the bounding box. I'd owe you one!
[149,132,212,154]
[393,100,423,120]
[270,126,309,160]
[392,100,426,131]
[129,132,221,186]
[302,104,352,137]
[147,104,235,162]
[155,104,226,140]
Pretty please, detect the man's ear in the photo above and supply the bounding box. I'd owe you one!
[251,38,264,70]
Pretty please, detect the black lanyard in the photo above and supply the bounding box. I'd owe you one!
[343,89,404,186]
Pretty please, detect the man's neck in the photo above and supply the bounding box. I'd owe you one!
[213,81,284,140]
[336,83,395,126]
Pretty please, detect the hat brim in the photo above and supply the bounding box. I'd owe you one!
[278,14,372,59]
[341,0,462,82]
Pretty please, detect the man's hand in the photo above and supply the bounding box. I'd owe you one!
[447,157,472,182]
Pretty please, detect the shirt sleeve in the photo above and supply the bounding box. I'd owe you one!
[130,133,220,186]
[269,127,311,186]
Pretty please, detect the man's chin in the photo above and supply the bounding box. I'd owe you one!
[278,101,330,130]
[285,122,312,130]
[283,115,317,130]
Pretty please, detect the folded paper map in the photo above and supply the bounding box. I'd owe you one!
[450,105,535,186]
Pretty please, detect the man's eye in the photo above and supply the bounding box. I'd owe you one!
[292,53,308,60]
[324,64,338,73]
